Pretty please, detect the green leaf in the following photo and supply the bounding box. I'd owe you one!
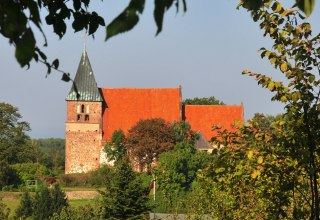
[52,59,59,69]
[15,28,36,67]
[309,74,315,83]
[242,0,263,10]
[72,12,88,33]
[296,0,315,17]
[215,167,225,173]
[106,0,145,40]
[61,73,71,82]
[154,0,174,35]
[280,96,288,102]
[73,0,81,11]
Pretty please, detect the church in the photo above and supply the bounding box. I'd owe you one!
[65,49,244,174]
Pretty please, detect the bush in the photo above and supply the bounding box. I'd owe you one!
[59,173,91,187]
[59,166,114,187]
[11,163,53,184]
[87,165,114,187]
[0,202,10,220]
[50,204,103,220]
[2,185,15,192]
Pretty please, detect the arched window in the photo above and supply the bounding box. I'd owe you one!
[85,115,89,121]
[81,104,85,113]
[77,114,82,121]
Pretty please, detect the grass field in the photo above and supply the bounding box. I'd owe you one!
[0,190,99,219]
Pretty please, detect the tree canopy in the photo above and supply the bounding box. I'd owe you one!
[239,0,320,218]
[0,102,34,164]
[104,129,126,164]
[126,118,176,172]
[183,96,224,105]
[100,159,149,219]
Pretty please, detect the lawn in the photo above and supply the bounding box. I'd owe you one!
[1,190,99,219]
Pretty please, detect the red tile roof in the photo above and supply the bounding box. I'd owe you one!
[184,104,244,140]
[101,88,182,141]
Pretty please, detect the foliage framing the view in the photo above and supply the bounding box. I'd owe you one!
[0,0,187,80]
[240,0,320,218]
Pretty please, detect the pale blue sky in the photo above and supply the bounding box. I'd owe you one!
[1,0,319,138]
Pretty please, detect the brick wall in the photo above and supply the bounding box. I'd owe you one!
[65,101,103,174]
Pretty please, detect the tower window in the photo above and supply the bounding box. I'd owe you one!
[77,114,82,121]
[81,104,85,113]
[85,115,89,121]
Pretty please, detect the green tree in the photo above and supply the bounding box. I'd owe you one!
[11,162,52,184]
[0,160,19,188]
[33,184,68,220]
[240,0,320,218]
[126,118,175,172]
[15,192,33,219]
[183,96,224,105]
[154,141,211,211]
[50,205,103,220]
[192,115,310,219]
[32,138,65,173]
[0,102,35,164]
[33,187,53,220]
[171,120,199,145]
[100,159,149,219]
[104,129,126,164]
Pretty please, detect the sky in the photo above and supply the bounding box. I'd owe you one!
[1,0,320,138]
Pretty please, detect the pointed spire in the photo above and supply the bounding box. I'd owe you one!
[66,49,103,102]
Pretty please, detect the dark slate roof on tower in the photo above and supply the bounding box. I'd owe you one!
[66,48,103,102]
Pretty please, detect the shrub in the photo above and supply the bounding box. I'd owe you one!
[0,202,10,220]
[11,163,52,184]
[59,173,91,187]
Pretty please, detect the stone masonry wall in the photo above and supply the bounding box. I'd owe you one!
[65,130,102,173]
[65,101,103,174]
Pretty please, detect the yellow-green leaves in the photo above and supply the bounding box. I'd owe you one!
[268,81,275,91]
[280,62,288,72]
[247,150,254,159]
[296,0,315,17]
[271,1,283,13]
[257,156,264,164]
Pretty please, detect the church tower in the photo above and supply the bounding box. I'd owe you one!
[65,49,104,174]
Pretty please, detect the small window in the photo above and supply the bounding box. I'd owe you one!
[85,115,89,121]
[81,104,85,113]
[77,114,82,121]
